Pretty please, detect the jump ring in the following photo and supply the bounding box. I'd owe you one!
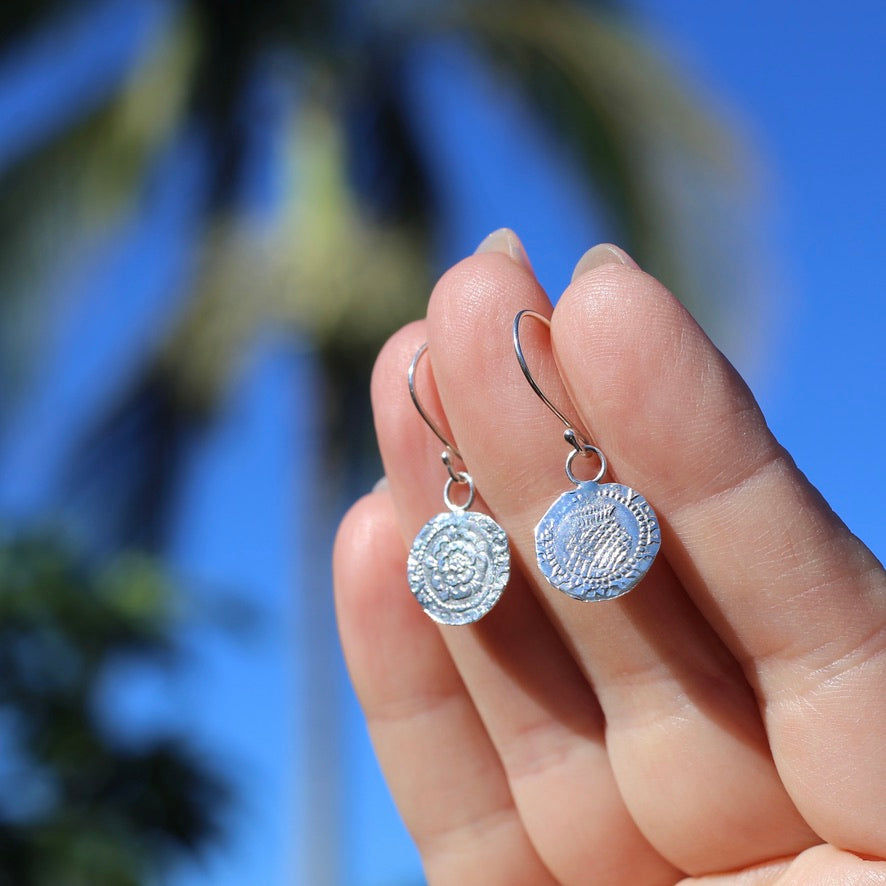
[443,473,475,512]
[565,446,606,486]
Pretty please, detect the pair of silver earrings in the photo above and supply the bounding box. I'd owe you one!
[406,311,661,625]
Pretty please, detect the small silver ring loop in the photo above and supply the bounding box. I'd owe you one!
[565,446,606,486]
[444,473,475,512]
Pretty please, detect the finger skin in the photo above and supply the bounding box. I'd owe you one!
[679,844,886,885]
[552,262,886,858]
[372,320,678,884]
[424,253,814,872]
[333,491,556,884]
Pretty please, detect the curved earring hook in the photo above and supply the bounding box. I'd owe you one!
[408,342,463,462]
[512,309,593,452]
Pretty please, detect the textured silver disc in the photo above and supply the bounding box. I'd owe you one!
[535,481,660,601]
[408,511,510,625]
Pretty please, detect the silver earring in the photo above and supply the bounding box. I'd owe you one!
[513,310,660,601]
[405,343,510,624]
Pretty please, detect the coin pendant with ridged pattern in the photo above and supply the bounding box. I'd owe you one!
[535,481,660,601]
[408,511,510,625]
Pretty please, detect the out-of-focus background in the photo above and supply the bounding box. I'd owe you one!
[0,1,882,884]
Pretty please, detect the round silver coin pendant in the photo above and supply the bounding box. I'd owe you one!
[407,510,510,625]
[535,481,660,601]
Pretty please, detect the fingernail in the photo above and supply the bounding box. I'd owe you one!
[474,227,531,270]
[372,475,389,493]
[571,243,639,281]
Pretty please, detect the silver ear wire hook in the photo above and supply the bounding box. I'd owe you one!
[513,310,603,479]
[408,342,466,483]
[514,309,660,602]
[513,310,579,437]
[405,341,511,623]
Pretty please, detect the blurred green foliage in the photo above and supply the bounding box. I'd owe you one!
[2,0,744,417]
[0,536,228,885]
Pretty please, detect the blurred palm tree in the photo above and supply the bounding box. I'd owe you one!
[1,0,745,528]
[0,0,748,880]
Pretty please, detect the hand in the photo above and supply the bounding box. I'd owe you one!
[333,232,886,885]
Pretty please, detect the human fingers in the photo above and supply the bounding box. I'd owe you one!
[372,313,676,884]
[678,844,886,885]
[333,489,556,884]
[424,242,815,874]
[552,254,886,859]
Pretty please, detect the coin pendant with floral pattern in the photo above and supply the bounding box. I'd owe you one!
[407,511,510,625]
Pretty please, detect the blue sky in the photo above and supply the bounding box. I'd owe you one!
[633,1,886,560]
[0,2,883,884]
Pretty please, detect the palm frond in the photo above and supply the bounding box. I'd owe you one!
[456,0,748,318]
[0,11,195,396]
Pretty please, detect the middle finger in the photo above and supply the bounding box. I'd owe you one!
[374,317,674,885]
